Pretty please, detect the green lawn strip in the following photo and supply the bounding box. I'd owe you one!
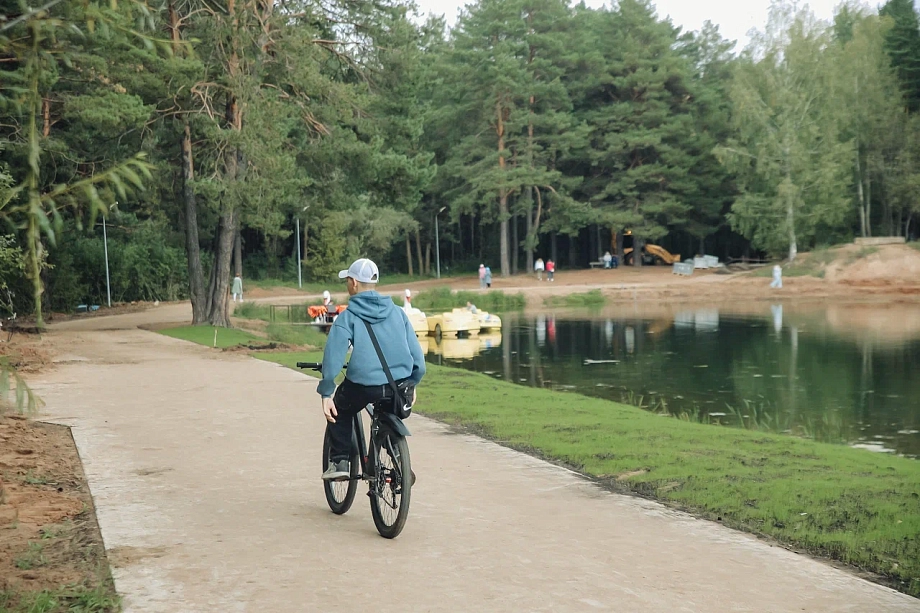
[543,289,606,307]
[412,287,525,312]
[266,354,919,596]
[158,325,259,348]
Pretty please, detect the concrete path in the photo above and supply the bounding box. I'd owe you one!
[31,306,919,612]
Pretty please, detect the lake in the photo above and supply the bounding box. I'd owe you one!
[422,303,920,457]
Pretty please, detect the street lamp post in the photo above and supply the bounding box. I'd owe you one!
[103,210,112,308]
[434,206,447,280]
[295,217,302,289]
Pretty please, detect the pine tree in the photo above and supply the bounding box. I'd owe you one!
[563,1,696,266]
[880,0,920,112]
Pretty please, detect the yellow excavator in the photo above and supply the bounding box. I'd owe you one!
[620,231,681,265]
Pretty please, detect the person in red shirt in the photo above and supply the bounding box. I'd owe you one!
[546,259,555,282]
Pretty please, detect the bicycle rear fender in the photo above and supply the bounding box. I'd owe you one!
[377,412,411,437]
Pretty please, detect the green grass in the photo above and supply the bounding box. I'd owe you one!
[159,325,259,348]
[543,290,606,308]
[0,584,119,613]
[233,301,273,321]
[412,287,525,312]
[263,352,920,596]
[265,323,327,348]
[13,542,46,570]
[909,241,920,252]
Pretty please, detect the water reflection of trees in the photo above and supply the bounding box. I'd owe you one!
[437,312,920,456]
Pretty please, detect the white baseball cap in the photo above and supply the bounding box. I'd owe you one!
[339,258,379,283]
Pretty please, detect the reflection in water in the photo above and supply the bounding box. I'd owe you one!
[771,304,783,334]
[424,307,920,457]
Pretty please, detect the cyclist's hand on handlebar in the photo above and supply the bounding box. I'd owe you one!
[322,397,338,423]
[412,388,417,406]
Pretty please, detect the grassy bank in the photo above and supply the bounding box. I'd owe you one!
[159,325,259,348]
[543,289,606,308]
[159,323,327,350]
[258,352,920,596]
[412,287,525,312]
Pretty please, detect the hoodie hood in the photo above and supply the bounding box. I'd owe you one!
[346,291,394,323]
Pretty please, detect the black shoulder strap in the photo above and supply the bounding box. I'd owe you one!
[361,319,405,403]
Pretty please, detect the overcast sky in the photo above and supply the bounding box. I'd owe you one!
[414,0,845,48]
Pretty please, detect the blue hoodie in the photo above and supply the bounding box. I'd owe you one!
[318,291,426,398]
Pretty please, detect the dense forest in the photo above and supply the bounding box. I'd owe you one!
[2,0,920,325]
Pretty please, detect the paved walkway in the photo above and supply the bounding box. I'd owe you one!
[32,306,919,612]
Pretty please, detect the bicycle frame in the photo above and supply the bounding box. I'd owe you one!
[349,403,410,486]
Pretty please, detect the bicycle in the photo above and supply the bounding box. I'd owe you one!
[297,362,413,539]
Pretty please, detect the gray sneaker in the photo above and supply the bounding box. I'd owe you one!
[322,460,350,481]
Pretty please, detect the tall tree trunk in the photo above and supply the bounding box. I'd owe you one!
[181,123,206,324]
[524,19,537,274]
[470,214,475,259]
[233,227,242,277]
[551,230,557,263]
[206,208,237,327]
[633,235,644,268]
[406,236,414,276]
[524,187,534,271]
[568,235,578,267]
[42,98,50,137]
[615,230,623,261]
[865,176,872,238]
[512,211,519,275]
[204,0,243,328]
[786,187,798,262]
[496,96,510,277]
[169,0,206,324]
[424,243,431,276]
[856,148,868,238]
[415,227,424,277]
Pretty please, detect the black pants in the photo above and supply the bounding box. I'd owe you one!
[329,378,405,462]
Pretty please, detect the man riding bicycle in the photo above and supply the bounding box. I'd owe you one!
[318,258,426,480]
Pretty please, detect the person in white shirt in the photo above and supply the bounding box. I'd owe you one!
[534,258,545,281]
[770,265,783,289]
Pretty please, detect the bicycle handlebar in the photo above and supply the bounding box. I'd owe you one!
[296,362,347,372]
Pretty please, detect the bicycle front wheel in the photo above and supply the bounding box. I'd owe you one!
[369,433,411,539]
[323,425,359,515]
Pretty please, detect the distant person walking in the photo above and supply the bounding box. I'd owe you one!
[479,264,486,289]
[535,257,545,281]
[770,264,783,289]
[546,260,555,282]
[484,266,493,288]
[232,273,244,302]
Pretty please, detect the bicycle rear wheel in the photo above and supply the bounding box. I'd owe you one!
[322,424,359,515]
[369,433,411,538]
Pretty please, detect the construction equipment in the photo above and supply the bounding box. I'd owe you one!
[623,244,681,265]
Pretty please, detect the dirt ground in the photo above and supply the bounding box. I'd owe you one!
[0,415,115,603]
[241,244,920,308]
